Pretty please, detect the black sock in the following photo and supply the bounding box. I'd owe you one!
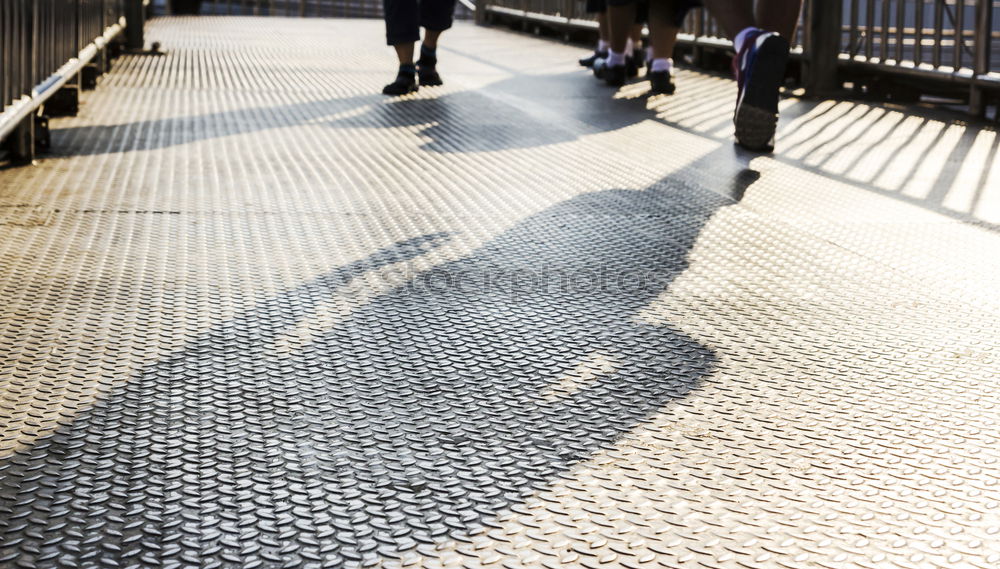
[397,63,416,79]
[418,45,437,67]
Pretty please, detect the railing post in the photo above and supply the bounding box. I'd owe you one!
[125,0,145,50]
[969,0,992,117]
[803,0,842,97]
[476,0,487,26]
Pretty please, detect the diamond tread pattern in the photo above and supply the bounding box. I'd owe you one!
[2,17,1000,569]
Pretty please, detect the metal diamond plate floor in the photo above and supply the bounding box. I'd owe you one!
[3,16,1000,569]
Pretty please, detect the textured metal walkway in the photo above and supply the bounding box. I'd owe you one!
[3,16,1000,569]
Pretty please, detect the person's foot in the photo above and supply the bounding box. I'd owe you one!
[648,70,675,95]
[733,30,790,152]
[383,65,418,96]
[593,57,608,79]
[632,47,646,70]
[418,64,443,87]
[625,55,639,79]
[416,45,442,87]
[579,50,607,68]
[603,63,627,87]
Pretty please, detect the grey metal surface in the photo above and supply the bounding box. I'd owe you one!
[2,16,1000,569]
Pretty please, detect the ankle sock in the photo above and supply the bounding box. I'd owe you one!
[597,39,610,52]
[607,50,626,67]
[650,58,673,73]
[398,63,416,76]
[733,27,761,52]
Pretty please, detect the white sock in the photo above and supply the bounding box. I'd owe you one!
[734,27,760,52]
[646,46,653,62]
[598,39,610,52]
[625,38,634,54]
[607,50,626,67]
[650,58,673,73]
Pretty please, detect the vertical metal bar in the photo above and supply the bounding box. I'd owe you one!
[914,0,924,65]
[894,0,904,62]
[804,0,843,95]
[866,0,876,60]
[954,0,965,70]
[126,0,145,49]
[933,0,943,67]
[849,0,859,57]
[879,0,890,61]
[969,0,993,115]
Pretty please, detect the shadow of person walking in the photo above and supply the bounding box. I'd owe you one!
[0,176,736,567]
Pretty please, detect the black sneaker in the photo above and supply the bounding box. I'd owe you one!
[593,57,608,79]
[626,55,639,78]
[382,71,418,96]
[733,30,790,151]
[604,63,627,87]
[580,50,607,68]
[632,48,646,70]
[648,70,675,95]
[418,65,443,87]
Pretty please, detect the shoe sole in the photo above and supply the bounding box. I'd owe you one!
[382,85,418,96]
[734,34,788,152]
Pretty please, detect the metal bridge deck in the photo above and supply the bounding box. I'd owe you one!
[2,16,1000,569]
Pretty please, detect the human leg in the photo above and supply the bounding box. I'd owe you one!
[646,0,681,94]
[383,0,421,95]
[416,0,456,86]
[599,0,637,86]
[581,1,611,67]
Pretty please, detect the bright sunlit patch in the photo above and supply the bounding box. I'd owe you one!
[541,351,621,401]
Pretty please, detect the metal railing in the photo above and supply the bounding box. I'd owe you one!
[480,0,999,116]
[158,0,474,19]
[0,1,144,161]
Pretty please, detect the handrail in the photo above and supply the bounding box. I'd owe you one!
[0,1,146,161]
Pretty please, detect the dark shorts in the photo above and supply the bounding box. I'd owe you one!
[588,0,701,27]
[384,0,457,45]
[587,0,649,24]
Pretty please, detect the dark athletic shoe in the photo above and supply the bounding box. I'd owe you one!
[382,72,418,96]
[626,55,639,78]
[648,70,675,95]
[418,65,443,87]
[593,57,608,79]
[603,63,627,87]
[632,48,646,70]
[579,50,607,68]
[732,30,790,152]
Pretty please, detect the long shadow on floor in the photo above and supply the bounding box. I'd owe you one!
[49,72,654,157]
[0,172,748,566]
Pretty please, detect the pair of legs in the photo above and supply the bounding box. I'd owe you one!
[606,1,680,59]
[383,0,457,95]
[580,2,644,68]
[391,29,443,67]
[600,1,686,92]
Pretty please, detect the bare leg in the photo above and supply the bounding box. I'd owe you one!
[393,43,415,65]
[422,29,442,49]
[647,1,679,60]
[607,4,636,53]
[598,11,609,41]
[699,0,754,40]
[630,23,643,45]
[755,0,801,39]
